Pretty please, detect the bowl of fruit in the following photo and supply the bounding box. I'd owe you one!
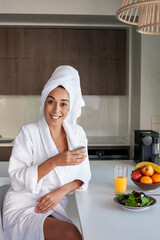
[131,162,160,191]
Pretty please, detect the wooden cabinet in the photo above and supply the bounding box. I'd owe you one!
[0,147,12,161]
[0,28,126,95]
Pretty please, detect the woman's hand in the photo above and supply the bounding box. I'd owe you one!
[35,180,83,214]
[38,149,87,182]
[35,188,64,214]
[53,149,87,167]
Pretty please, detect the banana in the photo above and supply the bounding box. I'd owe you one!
[135,161,160,174]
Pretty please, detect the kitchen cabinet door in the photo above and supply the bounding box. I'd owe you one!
[0,28,20,58]
[0,147,12,161]
[83,59,126,95]
[0,59,20,94]
[0,28,126,95]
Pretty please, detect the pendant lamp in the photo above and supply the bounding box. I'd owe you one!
[116,0,160,35]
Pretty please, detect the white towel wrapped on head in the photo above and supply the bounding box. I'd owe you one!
[41,65,85,124]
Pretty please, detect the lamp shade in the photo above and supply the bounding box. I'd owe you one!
[116,0,143,25]
[137,2,160,34]
[116,0,160,35]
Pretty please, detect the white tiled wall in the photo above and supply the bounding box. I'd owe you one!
[0,96,43,138]
[151,115,160,133]
[140,36,160,130]
[0,95,129,139]
[0,162,10,186]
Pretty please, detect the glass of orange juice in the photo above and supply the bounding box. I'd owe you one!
[114,165,128,194]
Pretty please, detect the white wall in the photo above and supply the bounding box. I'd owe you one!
[129,28,160,155]
[140,36,160,131]
[129,27,141,158]
[0,96,42,138]
[0,0,122,15]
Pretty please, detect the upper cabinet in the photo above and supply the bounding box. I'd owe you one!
[0,28,126,95]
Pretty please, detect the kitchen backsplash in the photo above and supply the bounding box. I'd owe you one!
[151,115,160,133]
[0,95,129,138]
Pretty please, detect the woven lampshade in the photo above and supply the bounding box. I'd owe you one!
[116,0,160,35]
[116,0,144,25]
[137,2,160,35]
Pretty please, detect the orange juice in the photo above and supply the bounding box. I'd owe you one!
[115,176,127,193]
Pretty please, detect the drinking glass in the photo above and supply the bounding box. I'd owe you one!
[114,165,128,194]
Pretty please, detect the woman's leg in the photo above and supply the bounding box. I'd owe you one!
[43,217,82,240]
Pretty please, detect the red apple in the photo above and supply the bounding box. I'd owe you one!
[141,165,154,176]
[131,171,142,182]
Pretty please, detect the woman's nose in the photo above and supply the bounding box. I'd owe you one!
[53,103,60,113]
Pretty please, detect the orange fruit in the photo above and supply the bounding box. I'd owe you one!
[151,173,160,183]
[140,176,153,184]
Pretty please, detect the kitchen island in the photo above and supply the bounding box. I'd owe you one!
[75,160,160,240]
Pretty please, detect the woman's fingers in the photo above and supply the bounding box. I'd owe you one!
[35,189,64,214]
[36,196,50,211]
[72,149,86,154]
[68,149,86,157]
[35,195,59,213]
[36,203,54,213]
[54,149,87,166]
[69,153,87,164]
[36,199,53,213]
[68,150,87,164]
[41,203,55,213]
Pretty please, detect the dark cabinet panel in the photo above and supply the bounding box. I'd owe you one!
[84,59,126,95]
[0,29,20,58]
[0,59,20,94]
[19,59,44,94]
[20,28,44,59]
[0,28,126,95]
[98,30,126,60]
[0,147,12,161]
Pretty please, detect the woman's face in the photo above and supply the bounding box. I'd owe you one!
[44,87,70,128]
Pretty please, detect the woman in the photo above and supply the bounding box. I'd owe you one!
[3,66,91,240]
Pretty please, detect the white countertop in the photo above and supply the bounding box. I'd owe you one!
[0,138,14,147]
[75,160,160,240]
[0,143,14,147]
[0,136,130,147]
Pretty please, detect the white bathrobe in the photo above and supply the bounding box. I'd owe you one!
[3,116,91,240]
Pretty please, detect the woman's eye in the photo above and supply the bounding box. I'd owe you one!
[48,100,54,104]
[61,102,68,107]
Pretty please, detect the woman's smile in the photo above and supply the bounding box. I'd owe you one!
[50,114,62,120]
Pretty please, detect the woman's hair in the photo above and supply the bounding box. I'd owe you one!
[57,85,65,89]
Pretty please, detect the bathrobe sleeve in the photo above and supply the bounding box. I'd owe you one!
[8,124,39,193]
[73,125,91,191]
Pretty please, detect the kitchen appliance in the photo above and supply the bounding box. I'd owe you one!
[134,130,159,163]
[88,147,130,160]
[88,136,130,160]
[151,136,160,165]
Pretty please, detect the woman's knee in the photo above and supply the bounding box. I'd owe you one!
[64,223,82,240]
[43,217,82,240]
